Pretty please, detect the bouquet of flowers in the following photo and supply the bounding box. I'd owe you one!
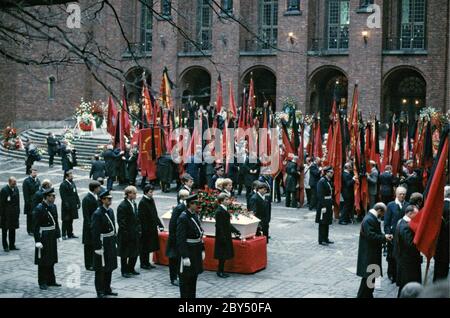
[91,100,107,128]
[2,126,20,150]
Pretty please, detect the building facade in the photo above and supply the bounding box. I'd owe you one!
[1,0,450,128]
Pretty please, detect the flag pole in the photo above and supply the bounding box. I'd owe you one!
[423,259,430,286]
[272,177,276,202]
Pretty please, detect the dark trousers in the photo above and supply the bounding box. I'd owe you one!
[49,154,55,166]
[386,242,397,282]
[169,257,179,282]
[2,228,16,249]
[95,270,112,294]
[38,265,56,286]
[305,188,312,207]
[310,188,317,210]
[369,195,377,210]
[61,220,73,237]
[318,224,329,243]
[433,261,450,282]
[285,191,298,208]
[218,259,226,273]
[245,186,253,204]
[274,174,283,201]
[26,164,32,175]
[140,251,150,267]
[121,256,137,274]
[357,277,374,298]
[179,272,198,298]
[107,177,114,190]
[26,213,33,234]
[84,244,94,270]
[261,223,269,243]
[339,198,353,223]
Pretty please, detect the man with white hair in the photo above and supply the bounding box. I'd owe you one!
[433,185,450,282]
[357,202,393,298]
[366,160,379,209]
[384,186,408,283]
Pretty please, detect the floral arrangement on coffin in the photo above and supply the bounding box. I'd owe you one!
[195,188,255,221]
[74,98,108,131]
[2,126,22,150]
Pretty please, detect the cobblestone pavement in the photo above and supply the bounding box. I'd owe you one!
[0,157,422,298]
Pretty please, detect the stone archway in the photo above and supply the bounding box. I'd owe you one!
[241,66,277,113]
[124,67,151,106]
[382,67,426,124]
[179,67,211,107]
[309,66,348,128]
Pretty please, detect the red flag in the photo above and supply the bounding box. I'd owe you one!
[142,83,153,124]
[229,80,237,119]
[160,67,173,110]
[410,137,449,260]
[139,128,157,180]
[330,114,342,217]
[121,87,131,138]
[107,96,118,136]
[248,77,255,110]
[381,122,392,172]
[216,75,223,114]
[313,122,323,159]
[117,110,126,151]
[281,121,295,156]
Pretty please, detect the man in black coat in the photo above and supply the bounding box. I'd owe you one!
[46,132,58,168]
[379,165,395,205]
[340,163,355,225]
[254,183,270,243]
[91,190,118,298]
[356,202,392,298]
[243,153,260,205]
[127,146,139,186]
[166,189,190,286]
[177,173,193,204]
[157,153,174,192]
[285,154,299,208]
[0,177,20,252]
[60,140,73,173]
[176,194,205,298]
[384,186,408,283]
[89,155,106,180]
[402,160,421,201]
[308,157,321,210]
[33,188,62,290]
[394,205,422,297]
[209,165,225,190]
[214,193,241,278]
[59,170,80,239]
[32,179,52,213]
[316,167,334,245]
[434,186,450,282]
[138,185,164,270]
[102,145,124,190]
[117,186,141,278]
[23,167,41,235]
[82,181,101,271]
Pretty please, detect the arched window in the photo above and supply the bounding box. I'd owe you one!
[48,76,55,100]
[197,0,212,51]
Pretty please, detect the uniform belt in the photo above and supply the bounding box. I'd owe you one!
[39,225,55,234]
[324,196,332,200]
[186,238,202,243]
[101,231,115,238]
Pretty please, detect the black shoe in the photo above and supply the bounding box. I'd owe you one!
[338,221,348,225]
[97,293,106,298]
[10,246,20,251]
[130,271,140,275]
[86,267,95,271]
[62,236,67,240]
[105,291,118,296]
[140,265,151,270]
[68,235,78,239]
[121,273,132,278]
[48,283,61,287]
[39,284,48,290]
[171,280,179,286]
[325,240,334,244]
[217,272,227,278]
[3,248,9,252]
[319,242,328,246]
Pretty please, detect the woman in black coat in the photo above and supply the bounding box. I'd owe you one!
[138,185,163,269]
[214,193,240,278]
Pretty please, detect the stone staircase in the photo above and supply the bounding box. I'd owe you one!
[0,129,111,168]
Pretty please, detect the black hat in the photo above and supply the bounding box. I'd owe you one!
[43,188,55,198]
[185,194,198,204]
[99,190,113,199]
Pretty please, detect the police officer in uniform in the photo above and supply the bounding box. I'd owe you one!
[32,188,62,290]
[315,167,334,245]
[23,167,41,235]
[91,190,118,298]
[176,194,205,298]
[59,170,80,239]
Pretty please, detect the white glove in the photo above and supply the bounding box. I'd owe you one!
[94,249,104,255]
[202,251,206,261]
[182,257,191,267]
[35,242,43,249]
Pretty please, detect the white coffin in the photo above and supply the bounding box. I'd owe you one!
[161,211,260,240]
